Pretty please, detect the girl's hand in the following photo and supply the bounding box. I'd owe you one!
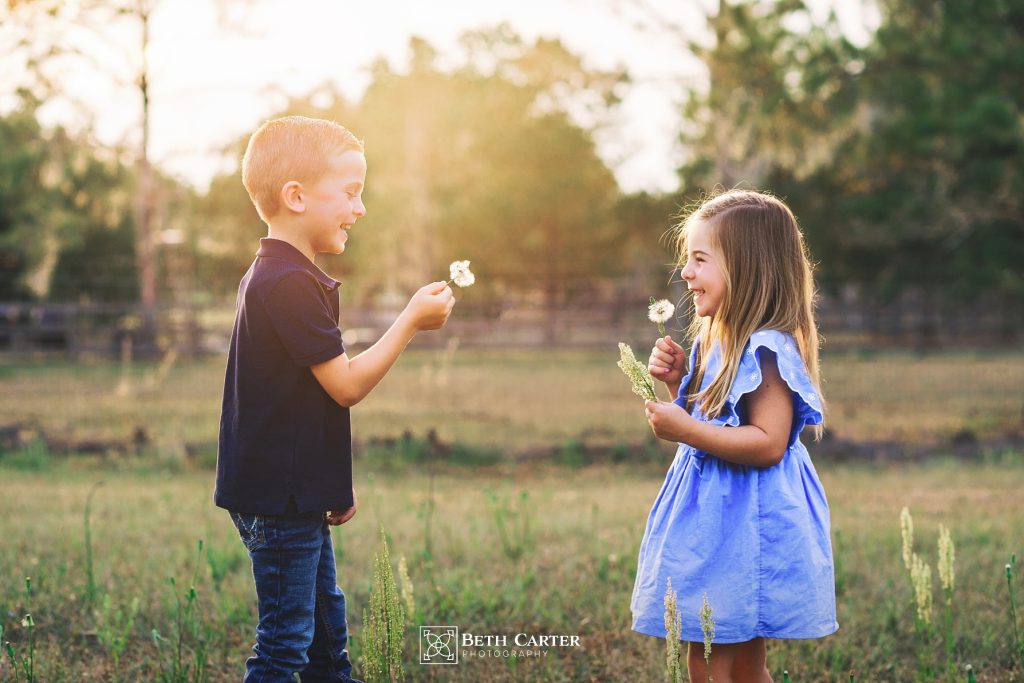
[648,335,687,385]
[644,400,694,443]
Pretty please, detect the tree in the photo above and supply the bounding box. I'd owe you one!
[199,28,630,343]
[663,0,1023,339]
[0,92,138,302]
[818,0,1024,311]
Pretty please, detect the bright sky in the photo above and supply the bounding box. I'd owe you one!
[3,0,877,194]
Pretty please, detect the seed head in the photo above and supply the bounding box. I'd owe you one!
[937,524,955,597]
[617,343,657,401]
[900,507,914,572]
[663,579,682,681]
[910,553,933,625]
[700,593,716,662]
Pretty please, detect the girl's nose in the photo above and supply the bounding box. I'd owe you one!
[680,262,694,280]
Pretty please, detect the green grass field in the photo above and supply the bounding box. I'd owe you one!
[1,348,1023,681]
[1,347,1022,453]
[0,458,1022,681]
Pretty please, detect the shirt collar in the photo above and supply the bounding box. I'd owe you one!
[256,238,340,291]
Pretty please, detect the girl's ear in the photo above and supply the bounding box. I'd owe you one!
[280,180,305,214]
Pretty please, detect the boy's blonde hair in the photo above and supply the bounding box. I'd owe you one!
[674,189,826,438]
[242,115,364,222]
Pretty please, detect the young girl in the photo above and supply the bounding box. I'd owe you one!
[631,190,837,683]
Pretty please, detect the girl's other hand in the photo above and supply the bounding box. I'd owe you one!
[644,400,692,443]
[648,335,687,385]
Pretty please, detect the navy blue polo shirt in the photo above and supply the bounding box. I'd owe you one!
[215,238,352,515]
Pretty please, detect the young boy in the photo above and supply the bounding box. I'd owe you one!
[215,115,454,682]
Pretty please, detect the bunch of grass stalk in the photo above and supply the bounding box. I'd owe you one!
[362,529,406,683]
[618,343,658,402]
[663,580,715,683]
[900,507,957,679]
[151,540,209,683]
[2,577,35,682]
[664,579,683,683]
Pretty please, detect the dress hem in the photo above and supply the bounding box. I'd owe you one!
[631,621,839,644]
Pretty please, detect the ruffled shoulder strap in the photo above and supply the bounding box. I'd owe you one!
[712,330,823,445]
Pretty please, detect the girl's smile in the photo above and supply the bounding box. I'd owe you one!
[680,219,726,318]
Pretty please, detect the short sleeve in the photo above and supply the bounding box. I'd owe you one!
[711,330,823,447]
[262,272,346,366]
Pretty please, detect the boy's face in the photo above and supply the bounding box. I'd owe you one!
[302,149,367,255]
[681,219,727,319]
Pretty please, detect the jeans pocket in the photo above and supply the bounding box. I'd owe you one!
[229,511,267,552]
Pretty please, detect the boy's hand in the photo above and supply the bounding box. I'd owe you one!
[326,489,357,525]
[405,282,455,332]
[648,335,687,385]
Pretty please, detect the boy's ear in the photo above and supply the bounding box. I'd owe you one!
[280,180,306,214]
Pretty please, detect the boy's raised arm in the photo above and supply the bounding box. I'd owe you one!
[311,282,454,407]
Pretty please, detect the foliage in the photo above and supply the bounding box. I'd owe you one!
[198,29,626,315]
[675,0,1024,326]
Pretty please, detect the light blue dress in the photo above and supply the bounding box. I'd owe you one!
[631,329,838,643]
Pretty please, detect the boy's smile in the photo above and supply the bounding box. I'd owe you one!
[304,149,367,256]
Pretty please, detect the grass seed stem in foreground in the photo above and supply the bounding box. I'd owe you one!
[663,578,683,683]
[700,593,715,683]
[83,481,104,608]
[362,528,406,683]
[1008,554,1022,664]
[5,578,37,682]
[152,540,209,683]
[937,524,956,676]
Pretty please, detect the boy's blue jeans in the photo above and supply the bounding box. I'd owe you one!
[229,510,357,682]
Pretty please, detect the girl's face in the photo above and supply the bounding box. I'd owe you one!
[680,219,727,318]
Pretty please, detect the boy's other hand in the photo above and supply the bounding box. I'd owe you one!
[405,281,455,331]
[648,335,687,385]
[325,489,357,525]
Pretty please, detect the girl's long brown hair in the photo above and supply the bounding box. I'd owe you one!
[675,190,826,439]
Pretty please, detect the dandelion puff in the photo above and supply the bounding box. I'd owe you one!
[938,524,955,599]
[664,578,683,683]
[617,343,657,402]
[448,260,475,288]
[900,507,914,572]
[648,298,675,337]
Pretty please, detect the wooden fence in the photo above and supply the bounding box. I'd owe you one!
[0,288,1020,358]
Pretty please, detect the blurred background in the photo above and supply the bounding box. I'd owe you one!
[2,0,1021,356]
[2,0,1021,453]
[1,1,1023,680]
